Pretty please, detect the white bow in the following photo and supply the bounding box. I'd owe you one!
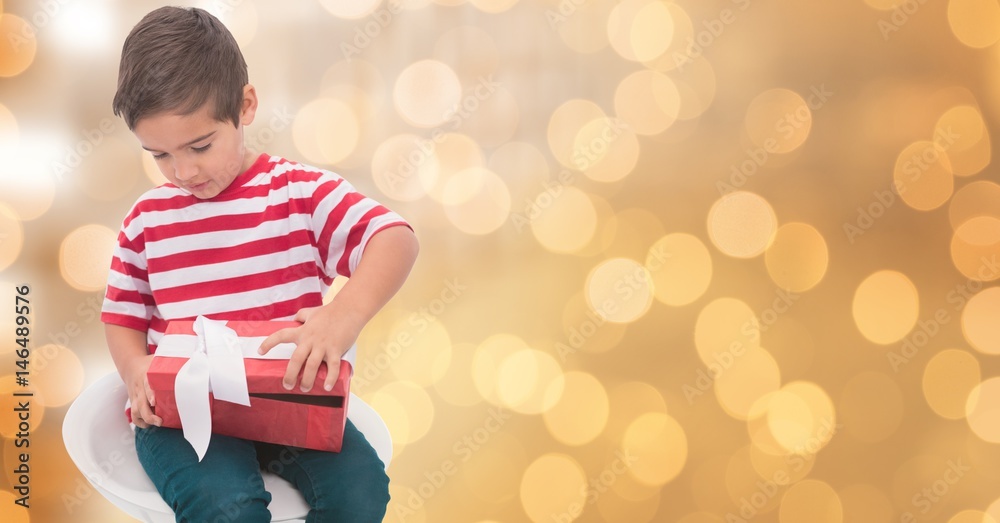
[159,316,251,461]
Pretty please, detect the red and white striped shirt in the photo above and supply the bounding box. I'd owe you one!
[101,153,410,351]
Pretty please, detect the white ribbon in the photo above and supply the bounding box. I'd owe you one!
[156,317,293,461]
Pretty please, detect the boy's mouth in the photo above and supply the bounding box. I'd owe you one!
[187,181,210,191]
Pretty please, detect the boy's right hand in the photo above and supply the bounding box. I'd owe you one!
[124,354,162,429]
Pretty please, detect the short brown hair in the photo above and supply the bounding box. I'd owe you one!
[112,6,247,130]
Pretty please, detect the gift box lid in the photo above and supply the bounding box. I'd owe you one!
[148,320,352,398]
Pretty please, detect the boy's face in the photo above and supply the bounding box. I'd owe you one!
[133,86,258,199]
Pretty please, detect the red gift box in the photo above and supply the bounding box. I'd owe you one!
[147,320,352,453]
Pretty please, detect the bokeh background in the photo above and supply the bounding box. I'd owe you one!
[3,0,1000,521]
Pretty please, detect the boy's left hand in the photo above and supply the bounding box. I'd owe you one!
[257,305,362,392]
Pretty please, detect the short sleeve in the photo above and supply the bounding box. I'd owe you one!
[101,207,155,332]
[309,172,411,281]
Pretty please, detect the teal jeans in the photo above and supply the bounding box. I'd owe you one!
[134,420,389,522]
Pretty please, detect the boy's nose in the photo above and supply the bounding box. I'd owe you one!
[173,159,198,181]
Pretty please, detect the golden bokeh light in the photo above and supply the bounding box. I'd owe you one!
[707,191,778,258]
[519,453,587,523]
[838,371,904,443]
[949,181,1000,230]
[460,431,527,505]
[585,257,654,324]
[694,297,760,367]
[935,104,992,177]
[627,0,674,62]
[432,342,483,407]
[764,222,829,292]
[488,141,550,191]
[76,136,140,202]
[863,0,905,9]
[496,348,564,415]
[748,439,813,485]
[622,412,688,487]
[321,59,388,109]
[32,344,84,408]
[318,0,381,19]
[923,349,981,419]
[950,509,998,523]
[714,347,781,420]
[453,84,520,148]
[962,286,1000,354]
[468,0,519,13]
[529,186,598,254]
[291,98,359,166]
[0,203,23,272]
[419,132,484,203]
[605,381,669,444]
[852,270,919,345]
[596,489,661,523]
[572,117,640,183]
[368,380,434,447]
[387,319,451,387]
[893,141,954,211]
[766,381,837,454]
[890,453,955,520]
[935,105,986,153]
[778,479,843,523]
[554,0,613,54]
[951,216,1000,281]
[614,69,680,135]
[473,333,530,405]
[386,485,426,523]
[0,15,36,77]
[948,0,1000,48]
[744,88,812,154]
[560,291,628,355]
[393,60,463,128]
[646,233,712,307]
[678,513,725,523]
[442,166,511,235]
[604,207,666,261]
[59,224,118,292]
[433,25,498,82]
[0,490,28,523]
[371,134,437,201]
[547,98,607,169]
[0,101,16,147]
[542,371,609,446]
[724,445,782,516]
[607,0,673,62]
[671,57,718,121]
[837,483,894,523]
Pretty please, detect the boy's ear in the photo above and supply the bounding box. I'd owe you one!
[239,84,258,126]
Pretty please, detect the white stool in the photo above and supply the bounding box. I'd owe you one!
[62,371,392,523]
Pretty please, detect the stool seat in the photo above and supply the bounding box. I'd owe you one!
[62,371,391,523]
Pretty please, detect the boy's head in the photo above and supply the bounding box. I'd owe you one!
[113,7,259,199]
[113,6,246,130]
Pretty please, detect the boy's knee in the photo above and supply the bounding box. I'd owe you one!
[313,466,389,522]
[174,477,271,523]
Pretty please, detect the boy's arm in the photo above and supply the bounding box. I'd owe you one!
[259,225,419,392]
[106,323,162,428]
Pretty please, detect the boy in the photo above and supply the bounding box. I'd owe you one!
[101,6,418,522]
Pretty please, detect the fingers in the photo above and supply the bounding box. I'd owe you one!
[258,327,298,355]
[323,359,341,392]
[294,307,320,323]
[282,341,309,390]
[298,347,326,392]
[131,380,161,428]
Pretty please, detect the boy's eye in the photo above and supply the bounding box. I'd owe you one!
[193,143,212,153]
[152,152,168,160]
